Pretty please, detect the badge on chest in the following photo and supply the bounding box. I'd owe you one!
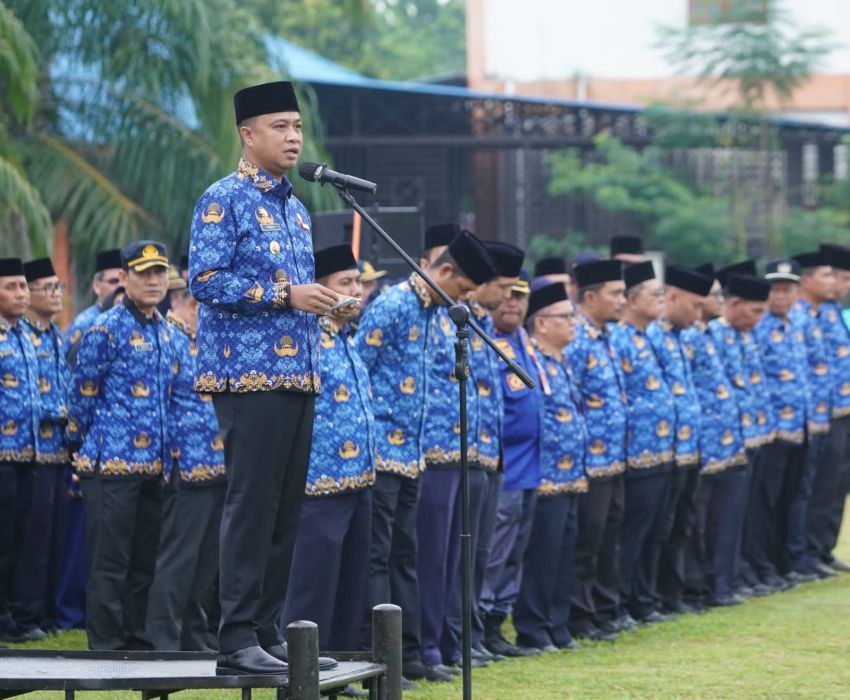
[256,207,281,232]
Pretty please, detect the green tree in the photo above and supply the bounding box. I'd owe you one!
[655,0,835,256]
[3,0,339,278]
[547,134,738,265]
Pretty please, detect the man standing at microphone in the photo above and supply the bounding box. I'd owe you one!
[189,80,339,675]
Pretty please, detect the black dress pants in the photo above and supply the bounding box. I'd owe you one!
[656,466,699,609]
[570,474,624,632]
[212,390,315,654]
[365,472,422,664]
[147,472,225,651]
[82,475,163,650]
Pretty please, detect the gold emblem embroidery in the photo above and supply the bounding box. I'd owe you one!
[556,408,573,423]
[645,375,661,391]
[2,373,19,388]
[816,402,828,414]
[716,384,730,400]
[274,336,299,357]
[672,380,685,396]
[29,333,42,348]
[201,202,225,224]
[339,440,360,459]
[1,420,18,436]
[633,334,646,349]
[196,269,217,283]
[130,381,150,398]
[771,329,783,343]
[478,381,491,397]
[129,331,146,348]
[223,345,231,359]
[480,429,492,444]
[440,315,453,336]
[588,440,607,455]
[244,283,264,303]
[408,325,420,342]
[199,393,213,402]
[507,374,525,392]
[334,384,351,402]
[471,336,483,351]
[586,354,598,370]
[778,368,795,381]
[321,333,336,349]
[656,420,671,437]
[757,412,767,425]
[39,424,54,439]
[133,433,152,449]
[720,430,734,446]
[387,429,406,446]
[677,425,691,440]
[453,422,461,435]
[80,381,99,397]
[586,395,604,409]
[750,372,761,384]
[38,377,51,394]
[621,357,633,373]
[780,406,795,420]
[666,336,676,351]
[210,435,224,451]
[841,383,850,396]
[733,373,746,388]
[255,207,277,228]
[558,455,575,470]
[814,362,828,376]
[742,413,752,427]
[365,329,383,347]
[399,376,416,394]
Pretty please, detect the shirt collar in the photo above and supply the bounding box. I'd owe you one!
[166,310,195,339]
[236,158,292,197]
[410,274,433,308]
[123,295,159,326]
[319,315,342,336]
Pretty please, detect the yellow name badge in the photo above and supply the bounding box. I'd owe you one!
[255,207,281,231]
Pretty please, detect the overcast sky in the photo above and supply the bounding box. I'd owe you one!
[482,0,850,81]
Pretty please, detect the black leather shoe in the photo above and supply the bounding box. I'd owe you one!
[403,661,454,682]
[401,677,420,691]
[555,638,582,650]
[613,614,639,632]
[707,594,745,607]
[812,562,838,579]
[539,644,559,653]
[639,611,673,624]
[749,582,776,597]
[217,646,288,675]
[434,663,461,676]
[475,642,504,661]
[483,635,539,657]
[264,642,338,671]
[786,569,817,584]
[575,625,617,642]
[825,557,850,573]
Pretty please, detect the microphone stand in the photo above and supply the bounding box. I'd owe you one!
[335,187,536,700]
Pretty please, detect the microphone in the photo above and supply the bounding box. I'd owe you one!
[299,162,377,195]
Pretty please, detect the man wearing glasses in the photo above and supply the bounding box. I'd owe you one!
[65,249,122,351]
[12,259,72,638]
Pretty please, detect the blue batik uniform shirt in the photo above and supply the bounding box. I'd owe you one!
[165,312,226,486]
[494,326,541,491]
[740,329,776,445]
[23,319,70,464]
[709,318,773,449]
[681,322,746,475]
[753,312,807,444]
[67,297,175,478]
[819,300,850,419]
[306,317,376,496]
[534,342,588,496]
[646,320,701,467]
[791,299,832,435]
[189,159,320,395]
[65,303,102,349]
[422,305,481,468]
[610,320,676,472]
[565,317,627,479]
[356,274,435,479]
[469,302,502,471]
[0,318,40,464]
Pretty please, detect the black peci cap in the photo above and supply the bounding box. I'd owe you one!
[121,241,169,272]
[485,242,524,278]
[314,244,357,280]
[447,230,498,285]
[623,260,656,290]
[23,258,56,282]
[664,264,713,297]
[717,260,757,288]
[792,250,830,269]
[424,223,461,252]
[528,281,569,318]
[95,249,122,272]
[695,262,715,279]
[534,256,568,277]
[234,81,299,124]
[610,235,644,256]
[820,243,850,271]
[725,273,770,302]
[0,257,25,278]
[765,259,801,283]
[574,259,623,288]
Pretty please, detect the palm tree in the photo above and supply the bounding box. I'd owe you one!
[2,0,341,278]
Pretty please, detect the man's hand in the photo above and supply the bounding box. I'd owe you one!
[290,284,340,315]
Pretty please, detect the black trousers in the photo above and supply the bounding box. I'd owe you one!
[0,463,35,636]
[147,474,225,651]
[514,493,578,648]
[82,475,163,650]
[807,416,850,562]
[785,433,827,573]
[619,468,672,619]
[471,469,502,648]
[686,466,749,602]
[742,441,803,582]
[443,468,488,664]
[824,417,850,557]
[365,472,422,665]
[212,391,315,654]
[570,474,624,632]
[282,488,372,651]
[656,466,700,609]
